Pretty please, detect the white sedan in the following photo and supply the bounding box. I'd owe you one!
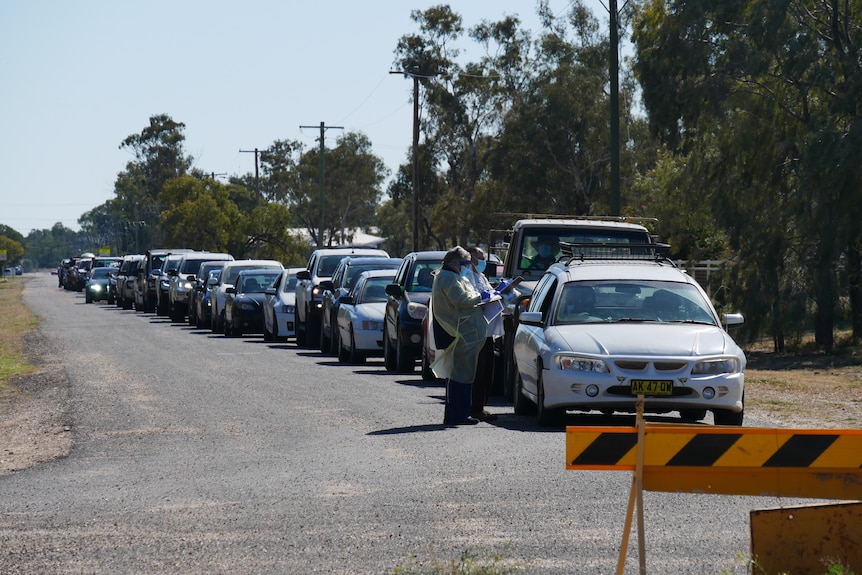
[263,267,303,342]
[336,270,396,363]
[513,257,746,426]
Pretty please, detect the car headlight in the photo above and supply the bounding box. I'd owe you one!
[90,284,102,292]
[361,320,384,331]
[160,280,169,288]
[407,302,428,320]
[180,281,192,290]
[281,304,295,314]
[311,285,323,298]
[556,355,609,373]
[238,302,257,311]
[692,358,739,375]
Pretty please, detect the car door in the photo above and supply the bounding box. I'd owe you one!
[514,273,558,395]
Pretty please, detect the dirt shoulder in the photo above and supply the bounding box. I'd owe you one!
[2,331,861,476]
[0,330,73,475]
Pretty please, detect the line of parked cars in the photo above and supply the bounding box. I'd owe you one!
[65,225,747,427]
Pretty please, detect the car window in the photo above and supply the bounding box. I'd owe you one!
[552,280,717,325]
[225,264,280,285]
[406,262,439,292]
[318,255,346,278]
[527,274,557,314]
[360,278,392,303]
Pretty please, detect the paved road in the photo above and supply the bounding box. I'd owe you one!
[0,273,805,574]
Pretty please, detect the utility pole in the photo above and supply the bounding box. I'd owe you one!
[390,66,429,252]
[239,148,262,207]
[609,0,621,216]
[299,122,343,247]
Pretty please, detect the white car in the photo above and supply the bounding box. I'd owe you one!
[263,267,304,342]
[336,269,396,363]
[211,260,284,333]
[512,250,746,426]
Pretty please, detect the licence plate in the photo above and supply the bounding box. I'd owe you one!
[631,380,674,396]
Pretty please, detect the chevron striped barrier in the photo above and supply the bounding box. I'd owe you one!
[566,425,862,500]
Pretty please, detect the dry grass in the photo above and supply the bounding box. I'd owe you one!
[0,276,40,389]
[743,332,862,428]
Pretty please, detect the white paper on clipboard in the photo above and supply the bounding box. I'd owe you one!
[480,296,504,324]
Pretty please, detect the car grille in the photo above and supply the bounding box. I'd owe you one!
[613,360,687,372]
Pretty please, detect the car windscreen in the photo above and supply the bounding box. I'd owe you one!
[553,280,717,326]
[90,268,112,279]
[225,265,280,285]
[360,278,394,303]
[343,262,400,290]
[238,272,280,293]
[518,228,651,271]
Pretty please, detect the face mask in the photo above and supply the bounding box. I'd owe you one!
[460,266,471,277]
[476,260,486,274]
[539,245,553,258]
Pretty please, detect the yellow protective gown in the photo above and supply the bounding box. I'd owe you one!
[429,268,486,383]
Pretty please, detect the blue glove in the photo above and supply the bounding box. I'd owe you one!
[480,289,492,302]
[495,280,509,292]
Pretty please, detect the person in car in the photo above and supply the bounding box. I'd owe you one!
[430,246,488,426]
[527,235,560,269]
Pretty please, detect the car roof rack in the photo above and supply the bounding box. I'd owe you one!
[559,241,674,264]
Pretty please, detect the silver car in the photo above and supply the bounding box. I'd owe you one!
[513,252,745,426]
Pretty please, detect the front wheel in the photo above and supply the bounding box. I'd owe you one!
[395,325,414,373]
[536,374,564,427]
[513,371,535,415]
[383,325,396,371]
[348,329,364,364]
[296,312,307,346]
[713,408,744,426]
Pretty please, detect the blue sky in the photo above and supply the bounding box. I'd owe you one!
[1,0,610,237]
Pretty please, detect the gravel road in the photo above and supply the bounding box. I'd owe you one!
[0,274,820,574]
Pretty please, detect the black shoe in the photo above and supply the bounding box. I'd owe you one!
[444,417,480,426]
[471,411,498,422]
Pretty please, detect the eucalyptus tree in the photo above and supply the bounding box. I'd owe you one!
[113,114,193,248]
[632,0,862,351]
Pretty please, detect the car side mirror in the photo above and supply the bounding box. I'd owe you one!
[340,295,355,305]
[186,274,196,281]
[518,311,544,326]
[207,277,219,286]
[296,270,311,281]
[723,313,744,329]
[385,284,402,298]
[264,287,276,296]
[226,286,236,294]
[319,280,334,292]
[168,269,178,277]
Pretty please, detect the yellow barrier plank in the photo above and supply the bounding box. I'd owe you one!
[566,426,862,499]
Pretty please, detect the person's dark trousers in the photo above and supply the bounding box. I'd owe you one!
[444,379,472,424]
[471,337,495,416]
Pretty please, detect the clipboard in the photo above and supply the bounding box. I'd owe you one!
[496,275,523,294]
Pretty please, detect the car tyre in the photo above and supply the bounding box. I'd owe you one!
[713,408,744,426]
[296,313,307,346]
[337,331,349,362]
[263,324,273,342]
[513,371,535,415]
[680,409,707,423]
[319,318,331,354]
[395,324,414,373]
[420,347,435,381]
[348,328,364,364]
[383,325,396,371]
[536,372,564,427]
